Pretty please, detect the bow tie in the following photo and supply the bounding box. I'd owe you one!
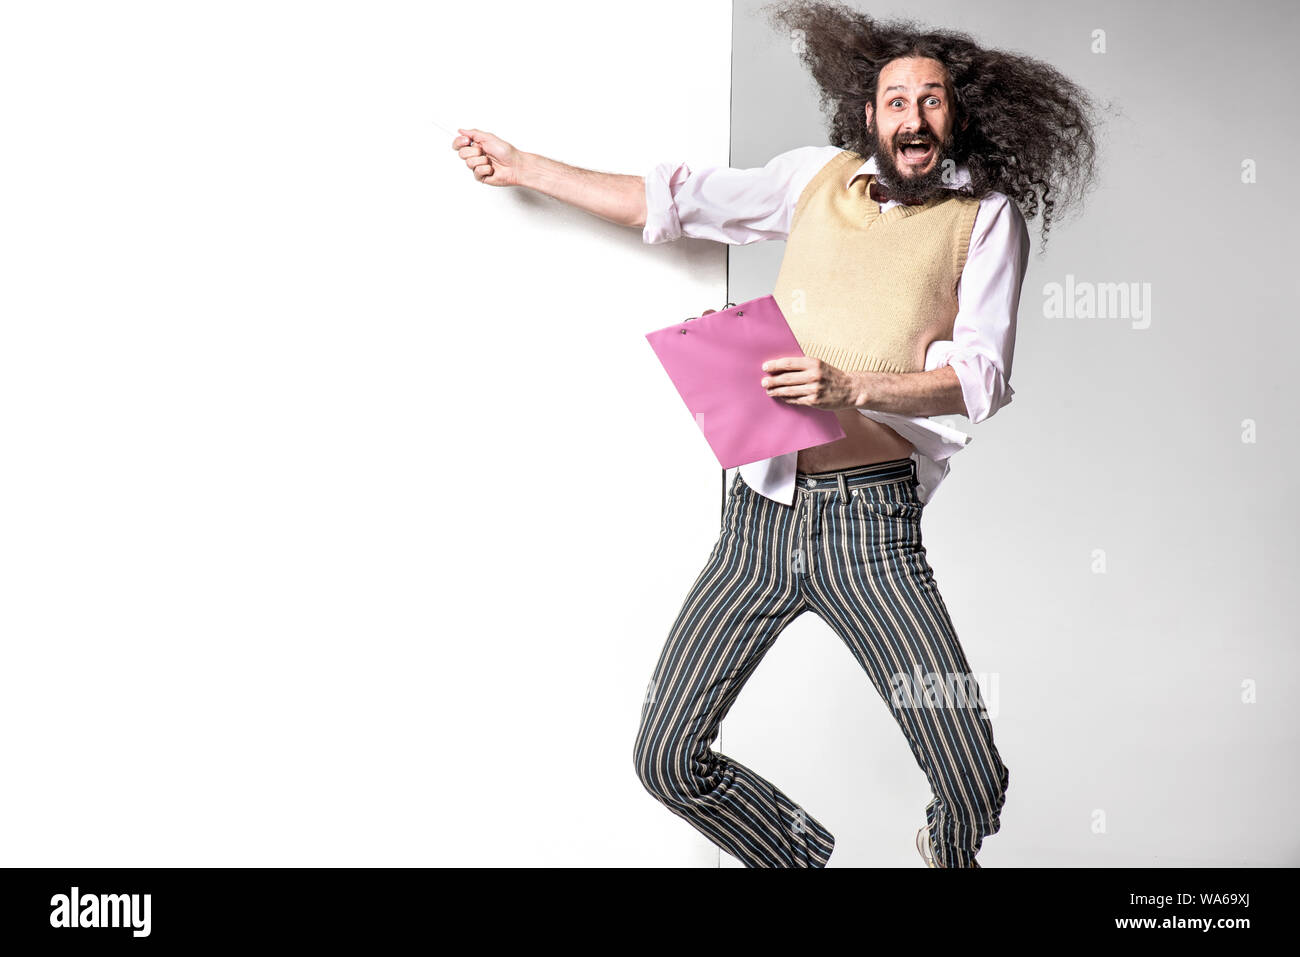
[868,179,927,206]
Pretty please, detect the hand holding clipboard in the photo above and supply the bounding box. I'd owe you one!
[645,295,845,469]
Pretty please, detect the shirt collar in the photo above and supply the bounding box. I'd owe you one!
[848,154,971,190]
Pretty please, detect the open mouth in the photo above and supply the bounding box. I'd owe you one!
[897,138,935,166]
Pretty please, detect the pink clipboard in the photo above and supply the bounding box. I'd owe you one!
[644,295,845,469]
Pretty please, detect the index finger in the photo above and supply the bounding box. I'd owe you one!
[760,355,810,373]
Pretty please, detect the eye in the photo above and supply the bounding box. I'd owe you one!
[925,96,940,106]
[889,98,904,108]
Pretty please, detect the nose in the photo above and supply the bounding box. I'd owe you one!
[899,106,925,135]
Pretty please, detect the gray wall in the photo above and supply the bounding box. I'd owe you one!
[720,0,1300,866]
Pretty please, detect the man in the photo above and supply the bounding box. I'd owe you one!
[452,6,1097,867]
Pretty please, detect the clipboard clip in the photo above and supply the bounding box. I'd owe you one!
[680,302,740,332]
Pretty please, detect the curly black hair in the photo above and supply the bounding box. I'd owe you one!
[761,1,1105,247]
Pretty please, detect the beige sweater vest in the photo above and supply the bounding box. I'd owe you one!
[771,149,981,374]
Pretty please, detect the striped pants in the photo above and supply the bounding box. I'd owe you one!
[633,458,1009,867]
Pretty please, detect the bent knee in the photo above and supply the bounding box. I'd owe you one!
[633,735,703,807]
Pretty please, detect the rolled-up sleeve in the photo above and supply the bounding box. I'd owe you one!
[641,145,837,246]
[642,160,686,244]
[925,193,1030,424]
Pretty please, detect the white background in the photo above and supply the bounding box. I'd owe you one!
[0,0,733,866]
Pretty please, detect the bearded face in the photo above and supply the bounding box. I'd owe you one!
[867,116,958,203]
[864,56,964,204]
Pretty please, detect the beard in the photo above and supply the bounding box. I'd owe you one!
[867,119,959,204]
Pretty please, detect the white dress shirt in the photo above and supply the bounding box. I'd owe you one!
[642,144,1030,506]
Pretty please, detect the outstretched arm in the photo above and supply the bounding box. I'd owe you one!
[453,128,647,229]
[453,129,836,246]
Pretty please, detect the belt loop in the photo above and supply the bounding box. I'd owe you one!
[836,472,848,503]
